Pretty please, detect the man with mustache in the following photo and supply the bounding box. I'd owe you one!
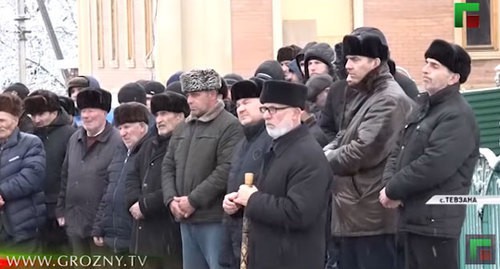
[232,80,332,269]
[126,92,189,269]
[56,88,122,262]
[24,90,76,254]
[220,76,272,269]
[380,39,479,269]
[162,69,243,269]
[323,28,413,269]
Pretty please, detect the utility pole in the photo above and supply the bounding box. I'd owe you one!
[14,0,30,84]
[36,0,70,82]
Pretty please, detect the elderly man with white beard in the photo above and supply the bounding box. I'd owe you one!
[232,80,332,269]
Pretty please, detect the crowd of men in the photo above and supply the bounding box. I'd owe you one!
[0,26,479,269]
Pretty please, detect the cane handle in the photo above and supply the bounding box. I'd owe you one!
[244,173,254,186]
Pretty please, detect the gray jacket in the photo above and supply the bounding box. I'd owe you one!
[56,123,122,238]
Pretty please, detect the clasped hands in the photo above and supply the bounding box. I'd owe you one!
[223,185,258,215]
[169,196,196,220]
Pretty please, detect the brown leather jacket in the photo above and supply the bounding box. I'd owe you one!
[324,64,414,236]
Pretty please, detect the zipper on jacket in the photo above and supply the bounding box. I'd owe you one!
[112,151,130,253]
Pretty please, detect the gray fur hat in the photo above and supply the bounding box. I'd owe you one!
[180,69,222,93]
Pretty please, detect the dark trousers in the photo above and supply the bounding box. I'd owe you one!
[68,236,107,269]
[399,232,458,269]
[338,234,397,269]
[0,236,41,255]
[40,218,69,255]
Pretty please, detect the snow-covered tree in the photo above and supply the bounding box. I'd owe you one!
[0,0,77,95]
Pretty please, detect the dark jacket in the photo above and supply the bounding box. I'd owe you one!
[18,113,34,134]
[33,111,76,218]
[92,135,147,253]
[125,134,182,264]
[324,64,414,236]
[384,85,480,238]
[162,100,243,223]
[220,121,272,268]
[245,124,332,269]
[303,113,329,147]
[0,129,46,243]
[56,123,122,238]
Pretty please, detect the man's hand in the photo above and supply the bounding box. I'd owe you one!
[129,202,144,220]
[169,198,186,220]
[175,196,195,218]
[57,217,65,227]
[234,185,258,207]
[379,187,402,209]
[93,237,104,247]
[223,192,241,215]
[0,195,4,208]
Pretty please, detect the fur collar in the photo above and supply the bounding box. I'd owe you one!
[186,100,225,123]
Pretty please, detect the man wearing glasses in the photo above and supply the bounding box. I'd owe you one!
[233,80,332,269]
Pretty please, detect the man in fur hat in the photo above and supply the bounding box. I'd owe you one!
[277,45,302,82]
[0,93,46,254]
[220,76,273,269]
[380,40,479,269]
[126,92,189,269]
[304,42,336,82]
[3,82,34,133]
[232,80,332,269]
[92,102,150,257]
[162,69,243,269]
[24,90,76,254]
[56,88,122,260]
[323,28,413,269]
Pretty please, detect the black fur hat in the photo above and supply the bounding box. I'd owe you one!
[424,39,471,84]
[76,87,112,112]
[260,80,307,109]
[24,90,61,115]
[277,45,302,63]
[342,26,389,61]
[231,76,269,102]
[150,92,190,117]
[113,102,150,126]
[59,96,76,116]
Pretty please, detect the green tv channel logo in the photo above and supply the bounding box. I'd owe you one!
[466,234,496,264]
[454,2,480,28]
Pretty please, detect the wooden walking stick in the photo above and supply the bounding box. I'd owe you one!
[240,172,254,269]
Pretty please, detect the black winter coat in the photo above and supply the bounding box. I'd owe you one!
[244,125,332,269]
[219,121,272,269]
[384,85,480,238]
[0,129,46,242]
[33,111,76,218]
[125,134,182,263]
[92,135,146,253]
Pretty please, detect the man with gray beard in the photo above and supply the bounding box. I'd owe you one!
[233,80,332,269]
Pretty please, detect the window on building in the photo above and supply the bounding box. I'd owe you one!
[465,0,497,49]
